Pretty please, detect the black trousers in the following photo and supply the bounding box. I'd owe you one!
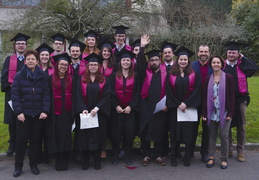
[15,116,43,169]
[8,124,16,148]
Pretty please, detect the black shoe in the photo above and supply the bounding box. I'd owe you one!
[82,161,89,170]
[61,162,68,171]
[94,160,101,170]
[202,155,209,163]
[112,156,119,165]
[176,150,182,159]
[184,159,190,167]
[170,158,177,167]
[125,159,132,165]
[13,168,22,177]
[31,166,40,175]
[220,160,228,169]
[206,158,215,168]
[6,147,15,156]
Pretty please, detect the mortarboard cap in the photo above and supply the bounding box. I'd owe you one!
[97,38,115,50]
[225,41,243,51]
[84,30,100,39]
[130,39,140,49]
[11,33,30,42]
[117,49,135,60]
[145,49,161,60]
[35,43,54,54]
[52,52,71,64]
[161,41,178,52]
[50,33,66,42]
[112,25,129,34]
[68,39,86,52]
[174,46,194,58]
[83,53,103,64]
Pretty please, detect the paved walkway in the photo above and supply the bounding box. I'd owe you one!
[0,149,259,180]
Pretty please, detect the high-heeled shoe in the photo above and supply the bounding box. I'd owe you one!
[206,158,215,168]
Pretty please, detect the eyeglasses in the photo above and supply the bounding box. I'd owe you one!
[58,63,68,67]
[15,43,26,46]
[54,43,64,46]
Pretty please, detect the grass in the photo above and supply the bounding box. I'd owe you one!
[0,76,258,153]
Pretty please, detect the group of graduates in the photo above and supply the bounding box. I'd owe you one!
[1,25,258,178]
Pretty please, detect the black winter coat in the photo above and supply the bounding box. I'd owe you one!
[11,65,50,117]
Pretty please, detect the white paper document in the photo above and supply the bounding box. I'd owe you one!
[8,100,14,111]
[153,96,166,114]
[71,121,76,132]
[80,113,99,129]
[177,107,198,122]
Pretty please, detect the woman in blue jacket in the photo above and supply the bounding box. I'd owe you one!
[11,49,50,177]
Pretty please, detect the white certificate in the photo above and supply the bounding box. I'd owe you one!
[177,107,198,122]
[80,113,99,129]
[8,100,14,111]
[153,96,166,114]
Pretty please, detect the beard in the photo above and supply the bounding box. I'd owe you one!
[151,64,159,71]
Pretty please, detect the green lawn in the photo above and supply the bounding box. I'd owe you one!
[0,76,258,153]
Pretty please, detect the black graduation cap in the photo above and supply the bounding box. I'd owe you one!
[50,33,66,42]
[174,46,194,58]
[117,49,136,60]
[52,52,71,64]
[35,43,54,54]
[84,30,100,39]
[97,38,115,50]
[161,41,178,51]
[11,33,30,42]
[145,49,161,59]
[225,41,243,51]
[68,38,86,52]
[83,53,103,64]
[130,39,140,49]
[112,25,129,34]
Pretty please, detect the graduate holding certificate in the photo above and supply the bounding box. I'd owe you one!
[73,53,110,171]
[166,46,201,167]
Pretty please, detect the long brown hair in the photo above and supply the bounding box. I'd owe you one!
[82,64,104,83]
[38,52,53,68]
[52,61,71,89]
[116,59,134,79]
[100,46,115,68]
[170,55,192,76]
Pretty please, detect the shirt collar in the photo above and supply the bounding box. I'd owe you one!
[226,59,237,67]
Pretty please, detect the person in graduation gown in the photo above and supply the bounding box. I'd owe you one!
[11,49,50,177]
[166,46,201,167]
[68,38,87,163]
[222,42,258,162]
[130,38,140,70]
[73,53,110,170]
[36,43,55,76]
[48,53,73,171]
[110,50,139,165]
[50,33,67,67]
[97,38,117,77]
[202,55,235,169]
[82,30,100,60]
[112,25,132,60]
[137,34,168,166]
[35,43,55,164]
[1,33,30,157]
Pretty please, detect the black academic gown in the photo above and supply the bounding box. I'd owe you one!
[73,77,110,151]
[223,56,258,127]
[137,47,167,142]
[110,72,139,143]
[166,72,201,145]
[47,77,73,153]
[1,55,24,124]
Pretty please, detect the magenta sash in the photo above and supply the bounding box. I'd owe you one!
[81,78,106,106]
[115,75,134,108]
[53,76,73,115]
[169,71,196,100]
[8,54,20,84]
[101,66,113,77]
[140,64,167,99]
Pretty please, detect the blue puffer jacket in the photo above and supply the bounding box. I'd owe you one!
[11,65,50,117]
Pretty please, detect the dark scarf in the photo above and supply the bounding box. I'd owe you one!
[25,65,39,80]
